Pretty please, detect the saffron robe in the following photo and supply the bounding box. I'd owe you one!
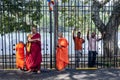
[56,38,69,71]
[15,42,25,69]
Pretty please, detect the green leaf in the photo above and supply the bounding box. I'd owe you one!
[62,0,68,3]
[0,0,43,33]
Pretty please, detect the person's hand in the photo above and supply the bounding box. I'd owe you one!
[73,27,76,35]
[37,38,40,41]
[102,31,106,38]
[73,27,77,31]
[28,37,31,40]
[59,44,62,47]
[57,44,62,48]
[83,39,85,43]
[13,48,15,50]
[28,38,33,42]
[28,38,30,41]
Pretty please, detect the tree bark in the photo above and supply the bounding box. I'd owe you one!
[103,29,118,58]
[91,0,120,58]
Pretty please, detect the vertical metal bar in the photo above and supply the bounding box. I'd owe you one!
[90,0,92,68]
[74,0,76,69]
[70,0,74,69]
[46,0,48,69]
[86,2,89,68]
[83,1,86,68]
[101,5,104,68]
[45,1,47,69]
[43,0,45,69]
[49,9,53,69]
[80,1,85,67]
[70,1,72,69]
[54,0,58,69]
[11,2,13,69]
[69,0,72,69]
[11,0,15,68]
[3,2,7,69]
[44,0,47,69]
[8,2,11,69]
[1,3,4,69]
[116,19,119,68]
[11,32,14,69]
[1,35,4,69]
[10,15,13,69]
[71,0,73,69]
[38,0,43,69]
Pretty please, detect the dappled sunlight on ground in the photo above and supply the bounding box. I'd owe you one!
[0,69,120,80]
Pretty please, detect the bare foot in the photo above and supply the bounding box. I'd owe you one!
[26,70,32,73]
[37,70,41,73]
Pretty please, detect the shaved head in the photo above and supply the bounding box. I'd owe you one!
[58,32,63,38]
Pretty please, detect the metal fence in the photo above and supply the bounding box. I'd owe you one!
[0,0,120,69]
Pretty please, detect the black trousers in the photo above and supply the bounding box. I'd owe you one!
[88,51,97,67]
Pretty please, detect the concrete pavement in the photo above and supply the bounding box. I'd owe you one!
[0,69,120,80]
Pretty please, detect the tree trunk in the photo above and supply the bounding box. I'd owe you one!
[91,1,120,59]
[103,29,118,58]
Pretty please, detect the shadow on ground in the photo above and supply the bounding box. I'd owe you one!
[0,69,120,80]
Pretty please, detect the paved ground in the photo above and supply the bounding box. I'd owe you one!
[0,69,120,80]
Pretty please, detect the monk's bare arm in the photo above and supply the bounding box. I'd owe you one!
[28,38,40,42]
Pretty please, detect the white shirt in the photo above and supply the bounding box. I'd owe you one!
[88,36,98,51]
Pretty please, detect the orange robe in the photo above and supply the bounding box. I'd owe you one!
[15,43,25,69]
[56,38,69,71]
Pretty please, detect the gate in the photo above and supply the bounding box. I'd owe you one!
[0,0,120,69]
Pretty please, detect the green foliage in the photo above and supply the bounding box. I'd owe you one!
[59,0,93,32]
[84,1,89,4]
[0,0,43,34]
[62,0,68,3]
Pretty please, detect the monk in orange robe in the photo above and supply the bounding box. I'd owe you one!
[15,41,25,70]
[56,33,69,71]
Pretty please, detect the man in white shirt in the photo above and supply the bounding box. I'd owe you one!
[87,30,105,67]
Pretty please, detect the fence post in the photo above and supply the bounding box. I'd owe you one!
[53,0,58,69]
[49,9,53,69]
